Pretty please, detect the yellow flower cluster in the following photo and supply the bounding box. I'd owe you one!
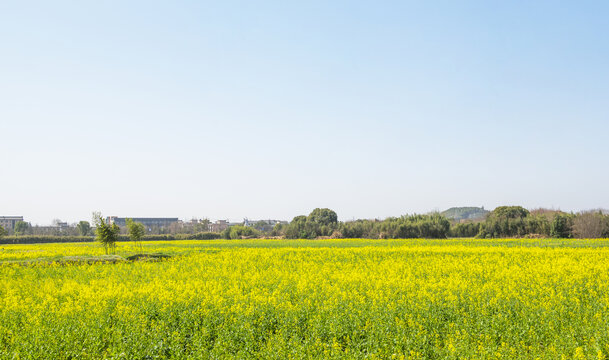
[1,239,609,359]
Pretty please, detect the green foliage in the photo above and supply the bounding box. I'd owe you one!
[525,214,551,237]
[224,225,260,240]
[271,223,285,237]
[0,225,6,238]
[285,215,313,239]
[220,227,231,239]
[295,212,452,239]
[474,206,601,239]
[493,206,530,219]
[254,220,268,229]
[380,213,451,239]
[76,221,91,236]
[95,216,120,254]
[339,219,381,239]
[187,232,221,240]
[14,221,31,236]
[285,209,339,239]
[449,222,481,238]
[550,213,573,238]
[126,218,146,251]
[307,208,338,227]
[477,206,531,238]
[194,219,211,233]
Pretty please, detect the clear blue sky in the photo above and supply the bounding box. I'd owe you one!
[1,1,608,225]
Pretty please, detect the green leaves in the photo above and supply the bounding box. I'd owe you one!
[14,221,31,236]
[95,216,120,254]
[76,221,91,236]
[126,218,146,251]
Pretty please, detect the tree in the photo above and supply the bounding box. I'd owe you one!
[92,211,102,227]
[126,218,145,252]
[550,213,572,238]
[195,218,211,233]
[307,208,338,227]
[285,215,311,239]
[76,221,92,236]
[284,209,340,239]
[228,225,259,239]
[95,215,120,254]
[0,225,6,238]
[572,211,609,238]
[254,220,268,231]
[14,221,31,236]
[449,222,480,238]
[271,222,285,237]
[477,206,530,238]
[221,227,231,239]
[493,206,530,219]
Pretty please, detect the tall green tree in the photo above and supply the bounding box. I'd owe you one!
[76,221,91,236]
[95,216,120,254]
[307,208,338,227]
[14,221,31,236]
[0,225,6,238]
[126,218,146,251]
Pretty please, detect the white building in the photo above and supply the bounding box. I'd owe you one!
[0,216,24,231]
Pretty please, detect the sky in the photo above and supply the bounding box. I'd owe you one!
[1,1,608,225]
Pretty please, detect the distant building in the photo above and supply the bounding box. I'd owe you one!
[54,221,70,229]
[0,216,24,231]
[209,220,229,232]
[107,217,179,229]
[243,218,288,227]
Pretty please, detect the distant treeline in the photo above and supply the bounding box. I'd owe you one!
[473,206,609,239]
[2,207,608,244]
[264,208,454,239]
[274,207,609,239]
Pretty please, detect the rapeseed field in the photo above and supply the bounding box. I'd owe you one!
[1,239,609,359]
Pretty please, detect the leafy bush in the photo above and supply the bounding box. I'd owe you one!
[225,226,260,239]
[449,222,481,238]
[180,232,221,240]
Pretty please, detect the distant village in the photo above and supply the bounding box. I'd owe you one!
[0,215,288,236]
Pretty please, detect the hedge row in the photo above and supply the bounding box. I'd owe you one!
[0,232,221,245]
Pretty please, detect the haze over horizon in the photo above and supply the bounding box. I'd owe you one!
[2,1,608,226]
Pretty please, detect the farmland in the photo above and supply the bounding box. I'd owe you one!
[1,239,609,359]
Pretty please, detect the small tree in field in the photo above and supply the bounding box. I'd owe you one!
[126,218,145,252]
[95,216,120,254]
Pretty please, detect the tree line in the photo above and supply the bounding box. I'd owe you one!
[246,207,609,239]
[2,206,608,244]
